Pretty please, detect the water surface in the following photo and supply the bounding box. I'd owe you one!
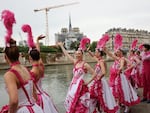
[0,62,112,112]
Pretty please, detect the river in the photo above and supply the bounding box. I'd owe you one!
[0,62,112,112]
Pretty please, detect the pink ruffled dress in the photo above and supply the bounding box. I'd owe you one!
[64,62,91,113]
[141,51,150,99]
[131,55,143,88]
[109,60,119,97]
[31,64,58,113]
[125,56,138,88]
[124,55,143,88]
[90,60,118,113]
[136,56,143,88]
[111,58,140,106]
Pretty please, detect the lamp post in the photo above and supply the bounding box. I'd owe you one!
[111,34,114,51]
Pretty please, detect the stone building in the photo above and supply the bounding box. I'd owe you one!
[105,28,150,51]
[55,16,84,50]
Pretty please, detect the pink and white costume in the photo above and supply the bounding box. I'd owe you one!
[31,64,58,113]
[125,55,139,88]
[109,60,119,97]
[136,55,143,88]
[0,69,44,113]
[90,60,118,113]
[141,51,150,100]
[131,55,143,88]
[64,62,91,113]
[111,58,140,106]
[124,55,143,89]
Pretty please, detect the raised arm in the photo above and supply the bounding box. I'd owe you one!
[84,63,96,85]
[57,42,75,63]
[35,35,45,64]
[87,50,99,62]
[124,56,141,72]
[103,47,119,60]
[35,34,45,52]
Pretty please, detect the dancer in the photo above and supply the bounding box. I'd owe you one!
[0,10,44,113]
[103,34,140,113]
[22,24,58,113]
[57,37,96,113]
[140,44,150,103]
[135,44,143,88]
[88,34,118,113]
[125,39,141,91]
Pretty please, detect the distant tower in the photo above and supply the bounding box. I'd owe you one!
[69,14,72,32]
[55,13,84,49]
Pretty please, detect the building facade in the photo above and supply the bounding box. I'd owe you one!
[105,28,150,51]
[55,16,84,50]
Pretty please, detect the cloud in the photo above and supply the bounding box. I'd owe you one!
[0,0,150,47]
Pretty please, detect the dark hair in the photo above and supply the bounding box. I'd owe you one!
[76,48,83,54]
[143,44,150,50]
[135,50,140,55]
[29,49,40,61]
[4,39,19,62]
[119,48,126,56]
[97,49,105,56]
[130,49,135,54]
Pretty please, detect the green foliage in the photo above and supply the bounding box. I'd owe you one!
[0,47,4,53]
[90,41,97,52]
[0,41,98,54]
[17,45,60,53]
[18,46,29,53]
[70,41,80,50]
[40,46,58,53]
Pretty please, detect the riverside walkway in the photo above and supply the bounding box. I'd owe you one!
[129,88,150,113]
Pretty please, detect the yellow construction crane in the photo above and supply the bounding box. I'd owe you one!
[34,2,79,45]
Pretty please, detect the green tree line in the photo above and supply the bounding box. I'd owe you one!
[0,41,97,53]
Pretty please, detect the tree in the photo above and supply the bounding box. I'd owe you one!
[90,41,97,52]
[70,41,80,50]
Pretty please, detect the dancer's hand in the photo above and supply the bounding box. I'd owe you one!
[57,42,64,47]
[37,34,45,40]
[86,45,91,52]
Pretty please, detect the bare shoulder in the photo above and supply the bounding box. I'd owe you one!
[4,71,16,81]
[121,57,126,61]
[83,62,90,68]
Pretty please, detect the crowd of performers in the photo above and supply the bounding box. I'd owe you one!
[0,10,150,113]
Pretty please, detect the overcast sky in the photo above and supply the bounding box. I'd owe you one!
[0,0,150,47]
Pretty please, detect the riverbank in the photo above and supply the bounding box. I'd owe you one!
[0,60,97,70]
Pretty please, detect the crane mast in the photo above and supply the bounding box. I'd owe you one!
[34,2,79,45]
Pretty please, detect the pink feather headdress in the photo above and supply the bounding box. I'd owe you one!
[21,24,35,49]
[1,10,16,47]
[138,44,143,51]
[114,33,123,51]
[96,34,110,50]
[78,37,90,51]
[131,38,138,50]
